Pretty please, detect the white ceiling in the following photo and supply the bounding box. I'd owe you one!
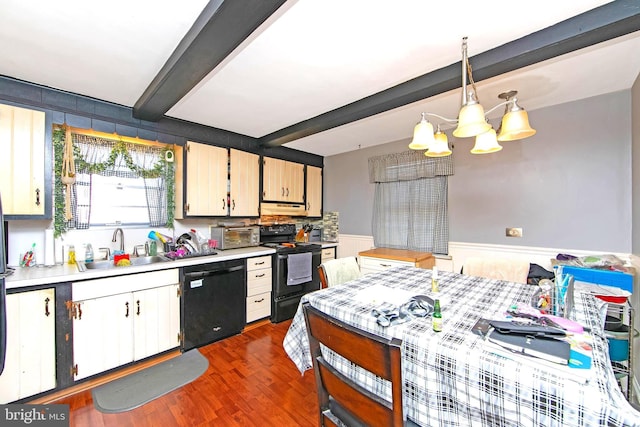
[1,0,639,157]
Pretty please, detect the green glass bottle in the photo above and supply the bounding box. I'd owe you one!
[432,299,442,332]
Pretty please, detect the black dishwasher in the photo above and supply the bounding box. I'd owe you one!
[181,259,246,351]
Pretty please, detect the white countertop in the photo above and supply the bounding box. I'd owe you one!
[5,246,276,290]
[6,242,339,290]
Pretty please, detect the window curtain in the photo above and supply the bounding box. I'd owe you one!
[368,150,454,254]
[68,133,169,229]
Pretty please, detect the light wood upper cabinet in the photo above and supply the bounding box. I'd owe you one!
[0,103,46,215]
[229,149,259,217]
[306,165,322,217]
[262,157,304,203]
[185,141,228,216]
[0,289,56,403]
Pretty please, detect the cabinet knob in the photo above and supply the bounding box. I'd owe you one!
[44,297,50,317]
[125,301,129,318]
[136,300,141,316]
[35,188,41,206]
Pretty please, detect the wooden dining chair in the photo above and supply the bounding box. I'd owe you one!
[303,302,407,427]
[318,256,361,289]
[463,256,530,284]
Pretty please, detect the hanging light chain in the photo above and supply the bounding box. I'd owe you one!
[466,55,480,104]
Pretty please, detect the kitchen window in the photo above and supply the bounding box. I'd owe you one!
[53,126,175,236]
[368,150,453,254]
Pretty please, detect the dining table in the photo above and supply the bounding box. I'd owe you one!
[283,265,640,426]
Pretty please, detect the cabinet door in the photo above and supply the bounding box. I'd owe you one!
[0,289,56,403]
[306,165,322,217]
[185,141,228,216]
[72,293,134,381]
[262,156,286,201]
[286,161,305,203]
[0,103,46,215]
[229,149,259,217]
[133,284,180,361]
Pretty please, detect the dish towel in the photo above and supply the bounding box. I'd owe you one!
[287,252,312,286]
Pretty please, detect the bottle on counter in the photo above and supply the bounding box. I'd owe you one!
[84,243,94,263]
[67,245,76,265]
[432,299,442,332]
[431,266,439,293]
[148,240,158,256]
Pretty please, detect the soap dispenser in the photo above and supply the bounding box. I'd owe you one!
[85,243,94,263]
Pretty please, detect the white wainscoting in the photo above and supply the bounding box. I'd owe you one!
[336,235,631,275]
[448,242,630,274]
[335,234,374,259]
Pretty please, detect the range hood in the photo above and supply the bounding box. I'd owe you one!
[260,203,308,216]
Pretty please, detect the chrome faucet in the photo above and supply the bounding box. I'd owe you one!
[112,228,124,252]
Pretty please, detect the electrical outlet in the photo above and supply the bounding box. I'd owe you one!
[506,227,522,238]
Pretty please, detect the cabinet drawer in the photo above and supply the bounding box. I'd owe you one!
[247,256,271,271]
[246,291,271,322]
[321,247,336,262]
[359,256,412,272]
[248,270,272,296]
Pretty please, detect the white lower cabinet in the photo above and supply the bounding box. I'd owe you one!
[132,285,181,361]
[246,256,272,323]
[71,269,180,381]
[321,247,336,263]
[0,288,56,403]
[359,256,414,276]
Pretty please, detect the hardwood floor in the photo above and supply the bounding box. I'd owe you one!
[55,320,319,427]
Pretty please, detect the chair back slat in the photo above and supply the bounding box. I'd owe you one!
[303,302,405,427]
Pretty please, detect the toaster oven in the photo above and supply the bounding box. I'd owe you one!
[210,226,260,250]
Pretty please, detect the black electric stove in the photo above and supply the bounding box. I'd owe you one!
[260,224,321,322]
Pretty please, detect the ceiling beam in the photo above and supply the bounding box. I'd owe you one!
[259,0,640,148]
[133,0,287,122]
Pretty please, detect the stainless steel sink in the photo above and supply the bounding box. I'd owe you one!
[77,255,171,272]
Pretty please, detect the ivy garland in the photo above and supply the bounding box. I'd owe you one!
[52,127,66,238]
[52,126,175,236]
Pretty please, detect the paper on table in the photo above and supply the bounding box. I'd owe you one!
[354,284,415,306]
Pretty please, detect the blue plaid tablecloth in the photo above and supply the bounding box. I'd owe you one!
[283,266,640,426]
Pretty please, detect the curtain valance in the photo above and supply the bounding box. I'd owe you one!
[368,150,454,183]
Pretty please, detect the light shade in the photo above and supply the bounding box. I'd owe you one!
[471,128,502,154]
[425,129,451,157]
[408,114,435,150]
[453,103,492,138]
[497,106,536,141]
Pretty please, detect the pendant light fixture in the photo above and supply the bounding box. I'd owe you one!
[426,125,452,157]
[409,37,536,156]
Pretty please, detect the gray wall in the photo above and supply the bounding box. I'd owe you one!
[324,91,632,253]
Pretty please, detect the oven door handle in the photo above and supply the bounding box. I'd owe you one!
[184,265,244,279]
